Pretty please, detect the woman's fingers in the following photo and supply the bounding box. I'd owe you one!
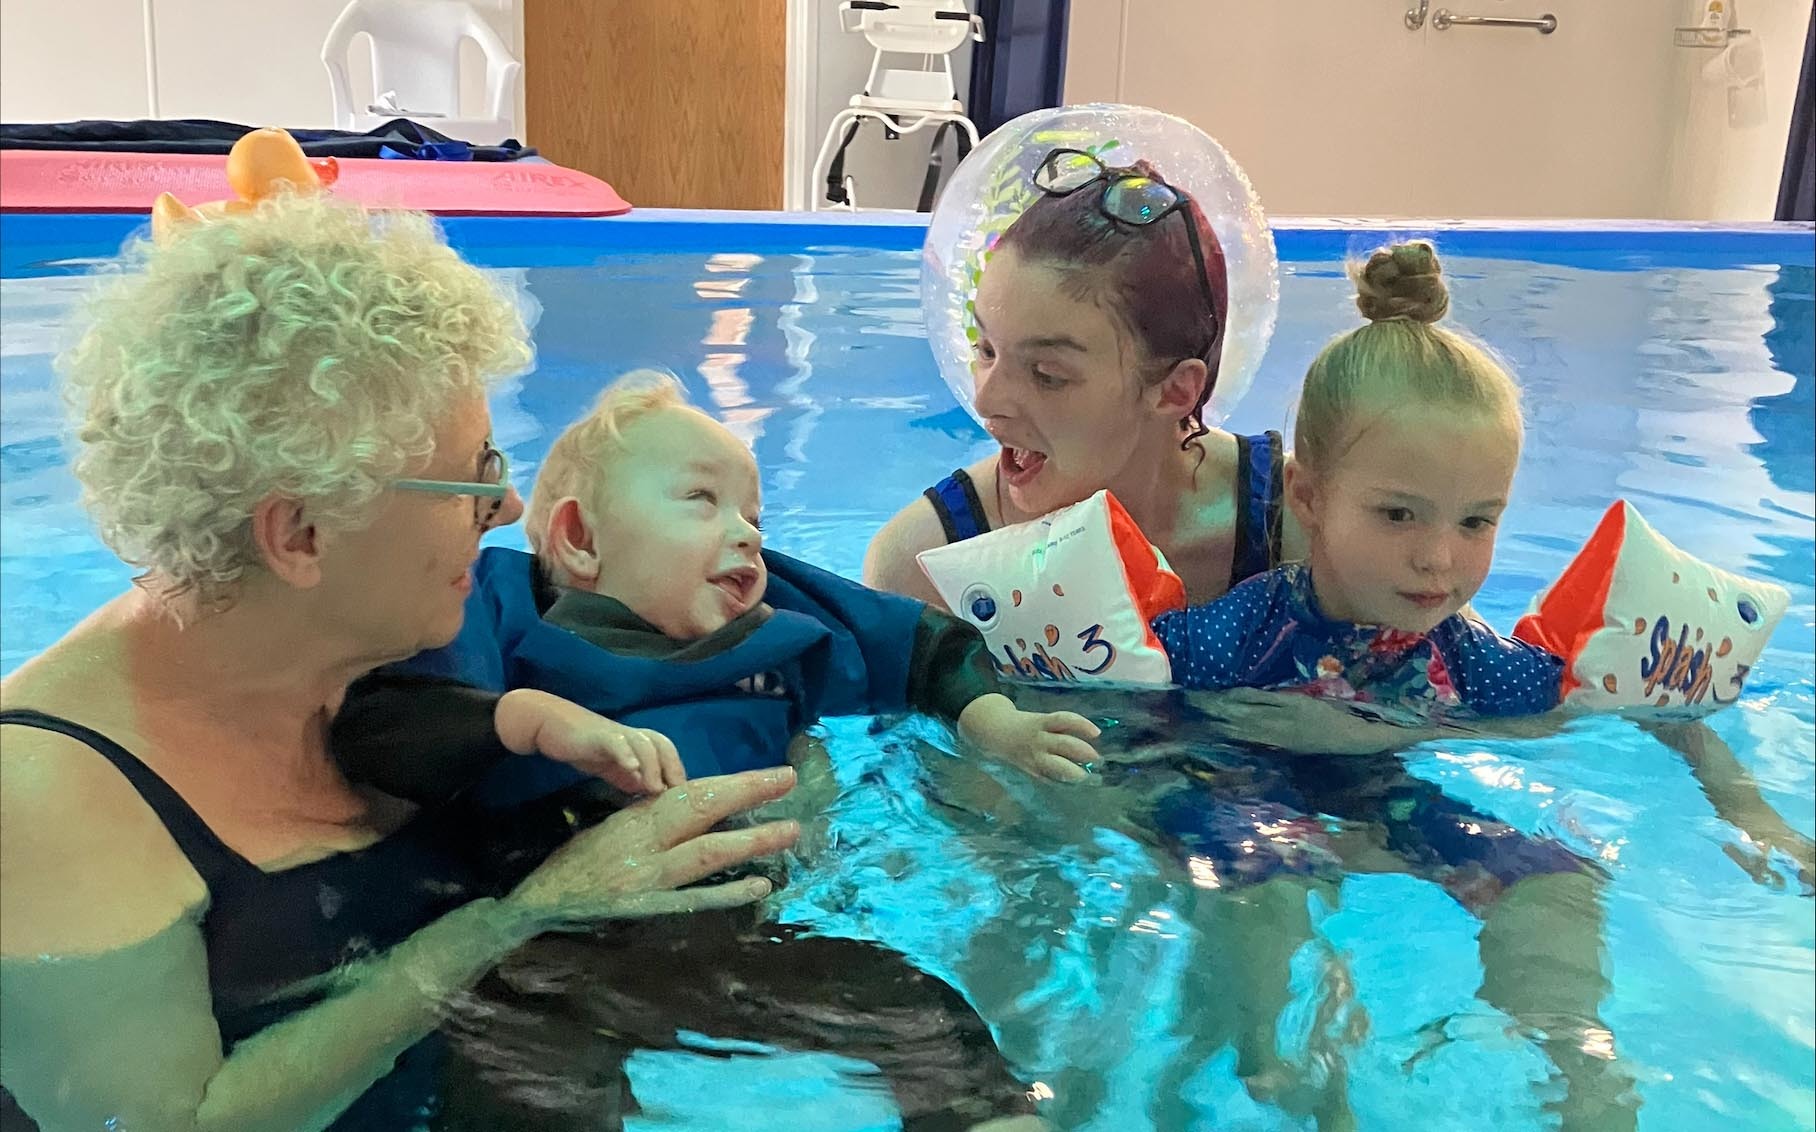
[657,820,801,889]
[515,811,797,920]
[607,875,777,919]
[649,766,798,845]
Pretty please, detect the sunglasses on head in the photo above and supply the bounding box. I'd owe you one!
[1031,148,1220,355]
[394,439,511,527]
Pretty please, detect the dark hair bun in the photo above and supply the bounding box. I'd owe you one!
[1353,240,1449,324]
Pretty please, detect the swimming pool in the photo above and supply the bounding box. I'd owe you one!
[2,209,1811,1131]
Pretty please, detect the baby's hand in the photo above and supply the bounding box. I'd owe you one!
[956,692,1100,782]
[495,689,686,796]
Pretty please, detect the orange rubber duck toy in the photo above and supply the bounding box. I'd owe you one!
[150,127,340,241]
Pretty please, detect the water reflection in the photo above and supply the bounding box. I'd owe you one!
[1752,265,1815,498]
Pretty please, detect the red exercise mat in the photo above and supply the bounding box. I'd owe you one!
[0,150,630,216]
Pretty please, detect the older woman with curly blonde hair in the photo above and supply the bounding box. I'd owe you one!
[0,193,799,1132]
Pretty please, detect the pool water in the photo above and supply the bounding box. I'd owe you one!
[1,215,1811,1131]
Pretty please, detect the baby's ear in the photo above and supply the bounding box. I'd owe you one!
[545,497,601,588]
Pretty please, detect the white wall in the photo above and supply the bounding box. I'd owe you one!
[1660,0,1811,219]
[787,0,974,211]
[1065,0,1810,221]
[0,0,523,135]
[1,0,153,121]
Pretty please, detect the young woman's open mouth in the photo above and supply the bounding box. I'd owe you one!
[1000,444,1049,488]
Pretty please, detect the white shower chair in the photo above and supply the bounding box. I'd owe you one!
[322,0,523,145]
[810,0,985,211]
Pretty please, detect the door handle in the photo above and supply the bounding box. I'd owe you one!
[1432,9,1559,33]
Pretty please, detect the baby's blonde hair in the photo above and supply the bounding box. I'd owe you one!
[524,368,692,559]
[1295,240,1523,475]
[59,190,532,607]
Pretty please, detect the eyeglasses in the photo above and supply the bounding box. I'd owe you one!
[394,440,511,527]
[1031,148,1219,354]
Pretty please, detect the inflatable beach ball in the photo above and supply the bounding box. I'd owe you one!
[922,104,1279,428]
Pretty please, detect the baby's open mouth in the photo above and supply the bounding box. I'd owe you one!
[711,566,761,610]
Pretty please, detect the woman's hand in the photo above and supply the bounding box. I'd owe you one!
[957,693,1101,782]
[495,688,686,796]
[506,766,801,928]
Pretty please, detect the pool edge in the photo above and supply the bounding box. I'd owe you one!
[4,208,1812,277]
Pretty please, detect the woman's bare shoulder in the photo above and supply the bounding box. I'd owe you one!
[863,499,949,606]
[1,619,206,956]
[862,454,1000,607]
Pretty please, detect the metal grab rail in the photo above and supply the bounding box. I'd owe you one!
[1432,9,1558,33]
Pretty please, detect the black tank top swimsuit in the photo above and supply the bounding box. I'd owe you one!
[0,709,490,1131]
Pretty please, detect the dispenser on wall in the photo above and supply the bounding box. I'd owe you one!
[1675,0,1750,47]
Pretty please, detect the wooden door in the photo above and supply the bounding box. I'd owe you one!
[525,0,787,210]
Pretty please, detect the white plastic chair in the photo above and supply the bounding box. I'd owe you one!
[810,0,985,211]
[322,0,522,146]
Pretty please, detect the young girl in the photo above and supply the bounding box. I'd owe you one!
[1154,239,1564,716]
[1142,241,1634,1131]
